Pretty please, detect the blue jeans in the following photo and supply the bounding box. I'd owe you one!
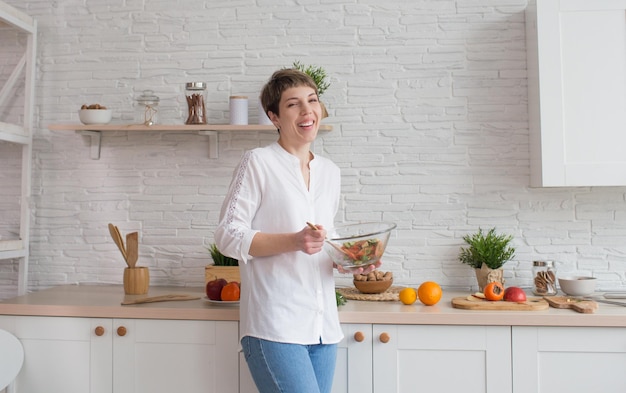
[241,336,337,393]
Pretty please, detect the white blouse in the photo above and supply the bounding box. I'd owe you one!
[215,142,344,345]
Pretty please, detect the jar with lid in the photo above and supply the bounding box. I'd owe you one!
[229,95,248,125]
[532,260,557,296]
[185,82,207,124]
[135,90,159,125]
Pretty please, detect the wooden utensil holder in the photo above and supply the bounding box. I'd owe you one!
[123,267,149,295]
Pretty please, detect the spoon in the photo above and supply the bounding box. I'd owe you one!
[306,222,358,260]
[108,223,128,264]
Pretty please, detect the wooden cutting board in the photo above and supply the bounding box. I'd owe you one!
[451,295,549,311]
[544,296,598,313]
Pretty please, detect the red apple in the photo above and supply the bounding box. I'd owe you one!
[504,286,527,303]
[206,278,227,300]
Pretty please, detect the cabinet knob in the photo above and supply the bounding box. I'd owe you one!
[379,332,390,344]
[117,326,127,336]
[354,331,365,342]
[94,326,105,336]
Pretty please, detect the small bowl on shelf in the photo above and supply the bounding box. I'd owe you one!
[353,278,393,294]
[78,109,112,125]
[324,222,396,270]
[558,276,597,296]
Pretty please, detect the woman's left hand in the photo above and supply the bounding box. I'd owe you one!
[334,260,382,275]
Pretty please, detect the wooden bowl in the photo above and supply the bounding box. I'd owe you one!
[353,278,393,294]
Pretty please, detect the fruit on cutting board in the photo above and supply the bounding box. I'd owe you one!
[417,281,442,306]
[504,286,527,303]
[483,282,504,301]
[206,278,227,300]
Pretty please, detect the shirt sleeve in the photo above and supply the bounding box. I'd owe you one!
[214,150,261,264]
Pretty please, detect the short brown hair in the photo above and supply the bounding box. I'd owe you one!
[260,68,318,117]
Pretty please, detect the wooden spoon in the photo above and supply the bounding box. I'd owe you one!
[108,223,128,264]
[126,232,139,268]
[306,222,358,260]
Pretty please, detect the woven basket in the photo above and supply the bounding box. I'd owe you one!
[205,265,240,284]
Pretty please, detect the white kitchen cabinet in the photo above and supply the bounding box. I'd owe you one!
[0,316,239,393]
[526,0,626,187]
[512,326,626,393]
[372,324,511,393]
[334,324,512,393]
[0,1,36,296]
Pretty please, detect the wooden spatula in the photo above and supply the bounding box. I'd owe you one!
[108,223,128,264]
[126,232,138,268]
[121,294,200,305]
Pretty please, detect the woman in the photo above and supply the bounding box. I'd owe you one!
[214,68,379,393]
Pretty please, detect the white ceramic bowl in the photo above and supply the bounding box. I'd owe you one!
[324,222,396,269]
[78,109,112,125]
[558,276,597,296]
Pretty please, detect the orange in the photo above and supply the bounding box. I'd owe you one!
[417,281,442,306]
[220,282,240,301]
[399,287,417,305]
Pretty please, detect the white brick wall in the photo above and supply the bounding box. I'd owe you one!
[1,0,625,299]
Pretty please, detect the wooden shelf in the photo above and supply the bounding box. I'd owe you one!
[48,123,333,159]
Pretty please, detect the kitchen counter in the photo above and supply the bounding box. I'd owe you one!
[1,284,626,327]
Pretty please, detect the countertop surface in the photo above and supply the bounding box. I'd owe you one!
[1,284,626,327]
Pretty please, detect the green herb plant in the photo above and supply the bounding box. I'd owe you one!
[336,290,347,306]
[459,228,515,269]
[292,61,330,97]
[209,243,239,266]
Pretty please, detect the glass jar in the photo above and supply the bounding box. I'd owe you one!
[185,82,207,124]
[135,90,159,125]
[532,260,557,296]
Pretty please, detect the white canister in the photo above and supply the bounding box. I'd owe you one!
[258,99,273,125]
[229,96,248,125]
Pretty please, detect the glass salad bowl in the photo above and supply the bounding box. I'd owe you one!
[324,222,396,269]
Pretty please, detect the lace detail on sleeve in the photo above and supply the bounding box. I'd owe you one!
[224,151,253,239]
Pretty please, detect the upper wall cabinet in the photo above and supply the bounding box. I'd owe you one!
[526,0,626,187]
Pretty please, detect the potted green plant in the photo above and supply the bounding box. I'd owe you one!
[459,228,515,291]
[205,244,240,284]
[292,61,330,118]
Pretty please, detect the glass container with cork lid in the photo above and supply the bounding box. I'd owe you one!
[532,260,557,296]
[135,90,159,126]
[185,82,207,124]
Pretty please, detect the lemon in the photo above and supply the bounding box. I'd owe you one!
[399,287,417,305]
[417,281,442,306]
